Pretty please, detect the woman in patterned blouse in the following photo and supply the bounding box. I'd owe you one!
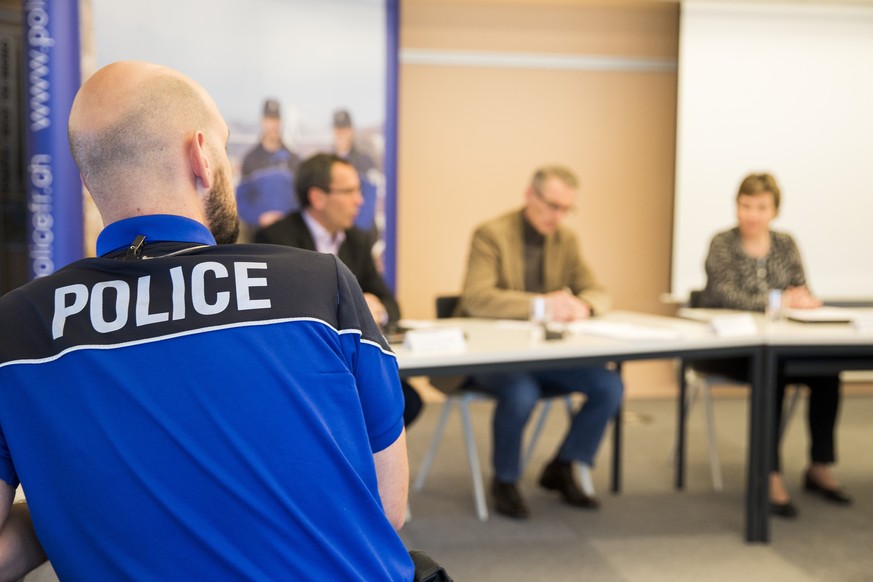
[698,173,850,518]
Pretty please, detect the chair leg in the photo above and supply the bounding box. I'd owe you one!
[521,400,553,471]
[675,379,802,493]
[700,380,723,491]
[413,397,456,492]
[670,374,701,465]
[521,395,576,472]
[671,371,724,491]
[562,394,575,416]
[459,396,488,521]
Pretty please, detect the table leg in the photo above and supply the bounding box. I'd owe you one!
[746,347,773,543]
[676,359,688,490]
[611,405,622,493]
[611,362,623,494]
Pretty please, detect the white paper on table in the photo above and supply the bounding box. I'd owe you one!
[495,320,536,330]
[403,327,467,353]
[396,319,440,330]
[566,321,683,341]
[852,312,873,333]
[709,313,758,337]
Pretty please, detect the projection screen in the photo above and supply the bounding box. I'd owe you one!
[671,1,873,302]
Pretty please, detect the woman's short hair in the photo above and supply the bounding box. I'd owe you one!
[736,172,781,210]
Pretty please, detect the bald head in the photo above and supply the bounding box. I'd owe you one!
[68,61,233,233]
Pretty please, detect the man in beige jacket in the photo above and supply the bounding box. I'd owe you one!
[459,165,624,519]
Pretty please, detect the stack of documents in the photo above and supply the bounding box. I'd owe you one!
[782,307,856,323]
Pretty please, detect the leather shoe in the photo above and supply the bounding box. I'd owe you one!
[538,460,600,509]
[769,500,799,519]
[492,479,529,519]
[803,471,852,505]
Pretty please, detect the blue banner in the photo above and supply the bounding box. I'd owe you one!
[383,0,399,291]
[23,0,82,279]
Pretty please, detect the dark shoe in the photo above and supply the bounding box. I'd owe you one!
[803,471,853,505]
[538,460,600,510]
[491,479,529,519]
[769,500,799,519]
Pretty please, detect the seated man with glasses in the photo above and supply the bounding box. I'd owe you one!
[256,153,422,426]
[458,165,624,519]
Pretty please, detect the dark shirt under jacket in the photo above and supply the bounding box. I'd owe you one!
[255,211,400,323]
[522,215,545,294]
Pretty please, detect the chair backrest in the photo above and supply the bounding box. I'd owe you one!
[435,295,461,319]
[688,289,704,308]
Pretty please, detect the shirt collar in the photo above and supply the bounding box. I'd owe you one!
[96,215,216,256]
[302,210,346,255]
[521,211,546,246]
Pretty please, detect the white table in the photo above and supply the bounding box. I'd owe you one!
[396,311,760,375]
[394,311,769,541]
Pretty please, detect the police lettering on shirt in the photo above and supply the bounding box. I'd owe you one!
[52,261,271,339]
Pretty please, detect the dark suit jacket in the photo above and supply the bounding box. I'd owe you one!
[255,212,400,323]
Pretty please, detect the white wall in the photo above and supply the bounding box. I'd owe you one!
[672,1,873,301]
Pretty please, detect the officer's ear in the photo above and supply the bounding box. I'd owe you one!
[189,130,212,193]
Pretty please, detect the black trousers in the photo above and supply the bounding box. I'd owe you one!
[402,381,424,427]
[689,358,841,472]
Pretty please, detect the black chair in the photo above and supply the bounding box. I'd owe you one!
[410,549,453,582]
[434,295,461,319]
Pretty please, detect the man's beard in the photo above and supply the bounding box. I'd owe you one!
[205,165,240,244]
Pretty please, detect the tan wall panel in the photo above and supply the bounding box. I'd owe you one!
[397,1,679,324]
[402,1,679,57]
[397,64,677,319]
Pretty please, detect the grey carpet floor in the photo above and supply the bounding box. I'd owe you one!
[400,394,873,582]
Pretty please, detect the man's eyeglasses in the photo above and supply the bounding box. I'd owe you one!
[327,185,361,196]
[532,187,574,214]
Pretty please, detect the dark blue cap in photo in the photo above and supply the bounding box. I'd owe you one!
[333,109,352,128]
[263,99,281,118]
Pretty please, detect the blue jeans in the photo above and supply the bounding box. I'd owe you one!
[473,366,624,483]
